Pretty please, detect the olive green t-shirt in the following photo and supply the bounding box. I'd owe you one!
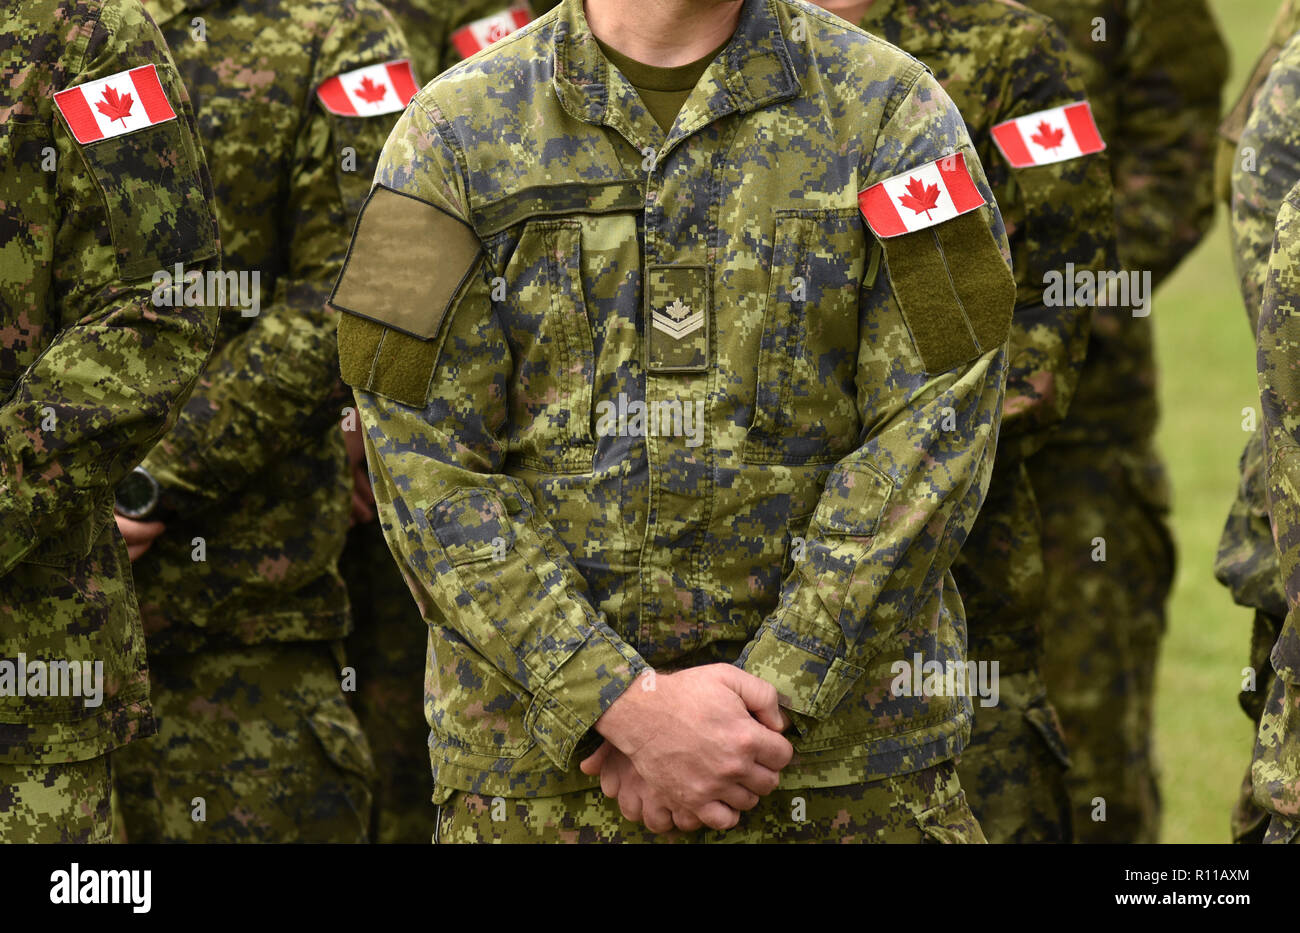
[596,36,730,133]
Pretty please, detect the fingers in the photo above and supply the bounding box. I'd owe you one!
[738,763,782,798]
[643,805,675,835]
[751,727,795,771]
[578,742,612,776]
[126,541,153,562]
[671,809,703,832]
[723,667,785,733]
[717,783,761,812]
[616,787,645,825]
[696,800,741,832]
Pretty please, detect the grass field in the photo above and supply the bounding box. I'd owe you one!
[1152,0,1281,843]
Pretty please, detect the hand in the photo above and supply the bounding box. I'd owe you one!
[589,664,794,831]
[580,743,703,834]
[115,514,165,562]
[343,424,375,526]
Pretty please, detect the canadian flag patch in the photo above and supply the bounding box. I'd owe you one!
[858,152,986,238]
[316,60,420,117]
[451,5,532,58]
[53,65,176,145]
[990,101,1105,168]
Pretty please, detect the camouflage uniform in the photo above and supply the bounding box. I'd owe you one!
[1018,0,1228,843]
[112,0,413,843]
[1213,1,1300,844]
[335,0,1016,842]
[1254,165,1300,845]
[344,0,542,845]
[0,0,218,842]
[854,0,1118,844]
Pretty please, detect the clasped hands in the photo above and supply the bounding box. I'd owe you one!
[579,663,795,835]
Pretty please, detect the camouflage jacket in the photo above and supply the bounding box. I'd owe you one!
[1254,173,1300,823]
[130,0,412,653]
[860,0,1114,672]
[382,0,549,84]
[0,0,219,764]
[335,0,1015,797]
[1214,5,1300,620]
[1021,0,1227,445]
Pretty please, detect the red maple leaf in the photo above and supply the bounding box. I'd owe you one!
[95,85,134,124]
[897,176,942,220]
[355,76,388,104]
[1030,121,1065,150]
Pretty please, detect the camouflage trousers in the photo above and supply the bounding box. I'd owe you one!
[113,641,375,843]
[1232,610,1283,844]
[1026,441,1173,843]
[0,755,112,843]
[960,666,1073,844]
[342,519,434,844]
[1251,669,1300,844]
[434,760,985,844]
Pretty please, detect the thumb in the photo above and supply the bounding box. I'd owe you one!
[579,741,612,776]
[723,667,785,732]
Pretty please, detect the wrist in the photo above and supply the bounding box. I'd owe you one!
[594,668,658,753]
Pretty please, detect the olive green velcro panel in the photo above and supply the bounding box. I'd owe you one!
[880,211,1015,374]
[329,184,482,340]
[934,212,1015,356]
[337,313,440,408]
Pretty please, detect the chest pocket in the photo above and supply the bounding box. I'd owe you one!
[743,207,867,465]
[496,218,596,473]
[0,121,57,382]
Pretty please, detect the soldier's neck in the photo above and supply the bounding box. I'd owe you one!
[583,0,744,68]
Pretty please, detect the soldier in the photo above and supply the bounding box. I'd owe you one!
[342,0,545,845]
[1213,0,1300,844]
[110,0,415,843]
[0,0,218,842]
[1015,0,1228,843]
[335,0,1015,842]
[814,0,1118,844]
[1255,157,1300,847]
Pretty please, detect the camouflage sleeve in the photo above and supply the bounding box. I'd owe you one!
[137,1,407,514]
[1232,33,1300,333]
[0,0,218,574]
[1116,0,1227,286]
[737,70,1012,724]
[1254,179,1300,827]
[992,20,1112,460]
[345,101,646,773]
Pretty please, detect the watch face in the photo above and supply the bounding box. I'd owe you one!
[116,469,159,519]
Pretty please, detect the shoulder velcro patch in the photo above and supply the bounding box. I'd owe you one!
[316,60,419,117]
[332,185,483,407]
[991,101,1105,168]
[53,65,177,144]
[876,212,1015,376]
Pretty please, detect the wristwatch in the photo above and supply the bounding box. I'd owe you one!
[115,465,161,520]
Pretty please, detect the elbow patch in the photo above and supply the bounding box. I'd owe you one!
[880,211,1015,375]
[331,184,483,407]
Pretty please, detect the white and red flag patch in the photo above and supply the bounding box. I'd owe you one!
[451,5,532,58]
[53,65,176,145]
[858,152,986,238]
[991,101,1105,168]
[316,60,419,117]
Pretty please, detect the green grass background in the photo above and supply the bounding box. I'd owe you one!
[1153,0,1279,843]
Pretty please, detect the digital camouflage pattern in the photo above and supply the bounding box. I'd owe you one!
[0,757,114,843]
[1213,6,1300,843]
[343,0,549,845]
[856,0,1117,844]
[1254,174,1300,845]
[115,642,375,842]
[0,0,218,790]
[382,0,554,83]
[336,0,1015,812]
[435,761,983,843]
[125,0,409,653]
[1017,0,1227,844]
[113,0,411,843]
